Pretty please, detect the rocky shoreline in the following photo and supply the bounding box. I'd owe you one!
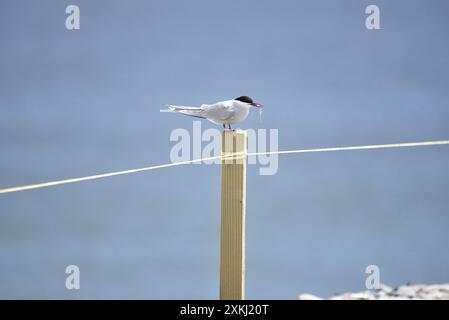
[299,283,449,300]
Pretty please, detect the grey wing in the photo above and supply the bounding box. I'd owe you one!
[203,103,234,121]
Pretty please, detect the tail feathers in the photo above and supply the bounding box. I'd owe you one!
[162,104,206,119]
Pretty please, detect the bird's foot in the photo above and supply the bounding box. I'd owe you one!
[223,124,235,131]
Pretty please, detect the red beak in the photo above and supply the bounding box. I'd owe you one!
[250,102,263,108]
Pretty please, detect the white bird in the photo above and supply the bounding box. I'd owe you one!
[161,96,263,130]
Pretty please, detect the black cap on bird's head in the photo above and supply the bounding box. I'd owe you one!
[235,96,263,108]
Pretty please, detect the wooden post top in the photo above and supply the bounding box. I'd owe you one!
[222,130,247,164]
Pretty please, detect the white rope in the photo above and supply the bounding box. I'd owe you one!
[248,140,449,156]
[0,156,221,194]
[1,139,448,195]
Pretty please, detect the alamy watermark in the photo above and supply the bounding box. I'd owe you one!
[365,5,380,30]
[365,264,380,290]
[65,265,80,290]
[65,5,80,30]
[169,121,279,175]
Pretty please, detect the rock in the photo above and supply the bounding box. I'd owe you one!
[396,285,417,298]
[302,283,449,300]
[330,284,449,300]
[330,294,354,300]
[377,295,408,300]
[377,283,393,293]
[419,292,439,300]
[298,294,323,300]
[350,292,374,300]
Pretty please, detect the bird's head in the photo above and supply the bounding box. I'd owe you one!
[235,96,263,108]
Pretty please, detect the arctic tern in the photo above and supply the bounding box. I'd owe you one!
[161,96,263,129]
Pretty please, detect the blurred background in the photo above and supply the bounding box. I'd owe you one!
[1,0,448,299]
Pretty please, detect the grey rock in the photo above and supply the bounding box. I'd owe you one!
[397,285,417,298]
[299,283,449,300]
[330,284,449,300]
[298,294,323,300]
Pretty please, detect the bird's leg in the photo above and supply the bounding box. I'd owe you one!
[228,124,232,130]
[223,124,226,130]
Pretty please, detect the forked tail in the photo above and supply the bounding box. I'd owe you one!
[160,105,206,119]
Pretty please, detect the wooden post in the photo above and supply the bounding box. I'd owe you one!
[220,130,247,300]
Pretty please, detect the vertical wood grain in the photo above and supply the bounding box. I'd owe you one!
[220,130,247,300]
